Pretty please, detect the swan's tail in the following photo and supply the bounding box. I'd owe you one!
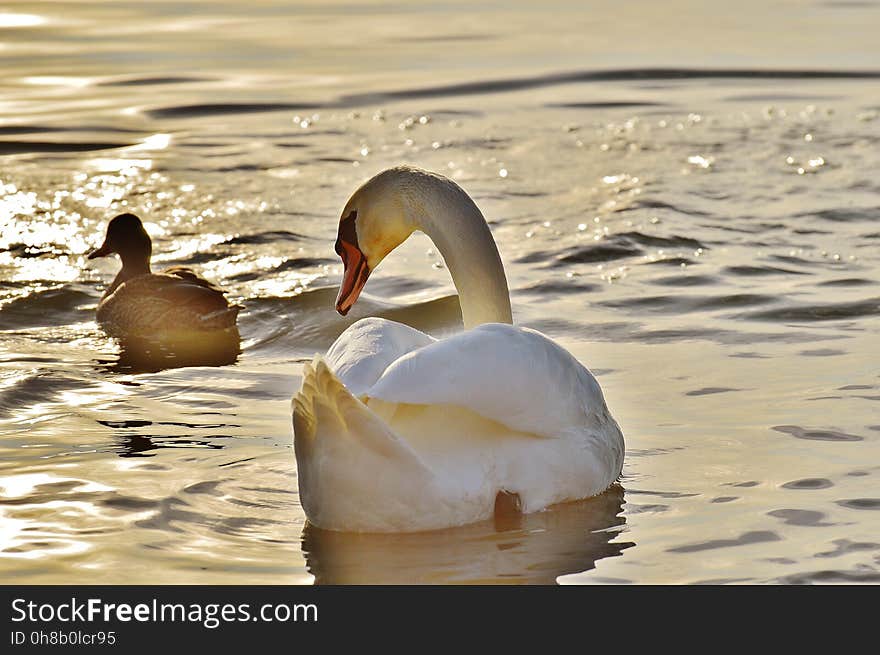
[292,356,435,531]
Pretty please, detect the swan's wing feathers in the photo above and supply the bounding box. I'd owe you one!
[325,317,435,397]
[293,356,443,531]
[365,324,611,438]
[293,355,431,470]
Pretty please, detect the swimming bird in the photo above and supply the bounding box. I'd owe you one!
[88,213,240,340]
[293,166,624,532]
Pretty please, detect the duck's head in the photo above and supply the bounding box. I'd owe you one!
[333,168,421,315]
[88,213,152,269]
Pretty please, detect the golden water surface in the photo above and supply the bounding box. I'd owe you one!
[1,0,879,584]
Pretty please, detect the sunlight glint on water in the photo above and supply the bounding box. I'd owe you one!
[0,0,879,584]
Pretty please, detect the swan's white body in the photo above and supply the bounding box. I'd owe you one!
[293,166,624,532]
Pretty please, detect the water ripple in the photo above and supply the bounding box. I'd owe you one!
[667,530,781,553]
[773,425,864,442]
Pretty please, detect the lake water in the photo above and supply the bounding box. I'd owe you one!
[1,0,879,584]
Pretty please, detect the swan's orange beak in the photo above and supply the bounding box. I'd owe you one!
[335,237,370,316]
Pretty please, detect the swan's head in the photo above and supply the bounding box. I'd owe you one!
[88,212,152,266]
[333,168,420,315]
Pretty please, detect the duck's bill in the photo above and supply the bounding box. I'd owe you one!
[87,242,113,259]
[335,243,370,316]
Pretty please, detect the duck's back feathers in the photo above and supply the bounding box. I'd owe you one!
[163,266,226,294]
[96,270,240,338]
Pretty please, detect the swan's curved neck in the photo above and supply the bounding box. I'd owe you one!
[411,180,512,329]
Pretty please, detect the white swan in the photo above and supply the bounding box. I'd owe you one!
[293,166,624,532]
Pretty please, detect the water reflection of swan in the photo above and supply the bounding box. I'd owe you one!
[302,484,631,584]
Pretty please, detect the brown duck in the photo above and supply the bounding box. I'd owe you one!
[88,213,240,339]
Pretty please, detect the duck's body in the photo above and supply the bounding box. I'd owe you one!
[293,166,624,533]
[89,213,239,339]
[96,268,239,339]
